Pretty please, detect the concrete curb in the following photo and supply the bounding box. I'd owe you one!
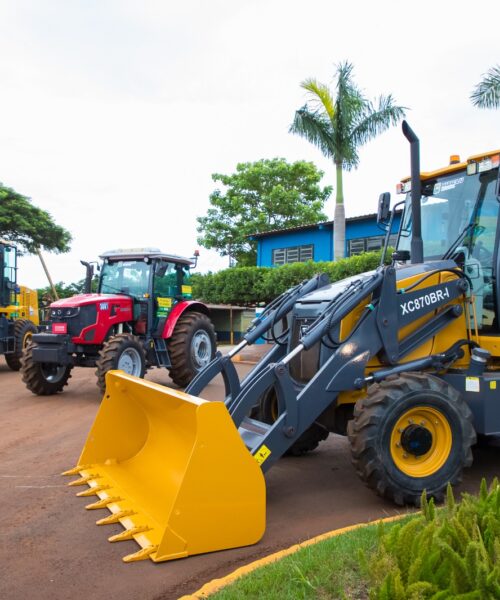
[178,514,405,599]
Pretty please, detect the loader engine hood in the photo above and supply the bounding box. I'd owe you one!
[297,259,457,305]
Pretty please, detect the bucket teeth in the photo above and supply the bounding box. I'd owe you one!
[76,485,110,497]
[123,545,159,563]
[85,496,122,510]
[96,510,135,525]
[68,474,100,487]
[108,526,150,543]
[61,465,92,476]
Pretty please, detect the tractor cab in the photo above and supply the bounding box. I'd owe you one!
[386,151,500,347]
[98,248,194,337]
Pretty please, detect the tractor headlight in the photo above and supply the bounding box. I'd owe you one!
[51,307,81,318]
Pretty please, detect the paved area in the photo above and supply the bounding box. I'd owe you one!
[1,350,499,600]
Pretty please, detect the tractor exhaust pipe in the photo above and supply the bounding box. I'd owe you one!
[402,121,423,264]
[80,261,94,294]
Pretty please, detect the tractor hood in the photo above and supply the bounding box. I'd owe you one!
[50,294,132,309]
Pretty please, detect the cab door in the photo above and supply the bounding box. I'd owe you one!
[468,169,500,349]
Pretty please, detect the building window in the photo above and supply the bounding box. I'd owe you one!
[348,235,398,257]
[272,244,314,265]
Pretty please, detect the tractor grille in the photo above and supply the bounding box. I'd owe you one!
[289,318,321,383]
[50,305,97,337]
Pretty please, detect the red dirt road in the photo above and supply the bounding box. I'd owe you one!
[1,357,499,600]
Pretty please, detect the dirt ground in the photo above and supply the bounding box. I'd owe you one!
[1,356,499,600]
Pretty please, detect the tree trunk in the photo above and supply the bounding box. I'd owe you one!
[333,163,345,261]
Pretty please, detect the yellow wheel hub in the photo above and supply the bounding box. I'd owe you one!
[390,406,452,477]
[23,331,33,348]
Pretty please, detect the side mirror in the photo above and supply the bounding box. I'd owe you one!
[377,192,391,224]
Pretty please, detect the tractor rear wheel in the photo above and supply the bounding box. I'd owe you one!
[257,386,329,456]
[21,343,73,395]
[5,319,37,371]
[347,372,476,506]
[95,333,146,393]
[168,311,216,388]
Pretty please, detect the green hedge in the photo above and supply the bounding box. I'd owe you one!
[191,250,389,305]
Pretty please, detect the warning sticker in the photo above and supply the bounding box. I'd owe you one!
[466,377,480,393]
[157,297,172,308]
[490,381,497,390]
[182,285,192,295]
[254,445,271,465]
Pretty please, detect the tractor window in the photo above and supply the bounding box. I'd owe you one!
[153,261,178,298]
[100,260,151,299]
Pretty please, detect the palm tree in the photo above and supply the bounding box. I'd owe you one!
[290,62,406,261]
[471,65,500,109]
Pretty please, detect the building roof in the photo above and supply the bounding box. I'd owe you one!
[248,213,379,240]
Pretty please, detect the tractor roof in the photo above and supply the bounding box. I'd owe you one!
[100,247,193,265]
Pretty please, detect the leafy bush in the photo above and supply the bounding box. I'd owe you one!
[366,480,500,599]
[192,250,388,305]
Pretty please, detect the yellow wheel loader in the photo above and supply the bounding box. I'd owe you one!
[0,240,39,370]
[65,122,500,563]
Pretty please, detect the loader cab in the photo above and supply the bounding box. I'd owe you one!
[396,151,500,336]
[0,241,17,309]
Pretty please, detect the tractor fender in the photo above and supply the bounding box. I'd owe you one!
[163,301,210,339]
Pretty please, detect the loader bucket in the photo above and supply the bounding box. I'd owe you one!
[64,370,266,563]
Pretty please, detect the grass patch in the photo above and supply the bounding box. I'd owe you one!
[210,517,413,600]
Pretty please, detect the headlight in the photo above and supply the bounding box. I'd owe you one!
[51,307,80,318]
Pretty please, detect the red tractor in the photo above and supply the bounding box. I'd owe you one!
[21,248,216,395]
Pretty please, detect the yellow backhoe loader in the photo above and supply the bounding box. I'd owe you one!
[64,122,500,563]
[0,239,39,370]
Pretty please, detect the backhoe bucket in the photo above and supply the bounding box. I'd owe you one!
[64,370,266,563]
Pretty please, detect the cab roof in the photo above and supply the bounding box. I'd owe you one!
[99,247,193,265]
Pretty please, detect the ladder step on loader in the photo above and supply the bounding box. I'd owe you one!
[63,370,265,562]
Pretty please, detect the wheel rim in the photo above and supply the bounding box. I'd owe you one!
[117,348,143,376]
[40,363,68,383]
[191,330,212,369]
[22,331,33,349]
[390,406,452,477]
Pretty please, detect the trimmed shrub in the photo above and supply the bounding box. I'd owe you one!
[192,250,389,305]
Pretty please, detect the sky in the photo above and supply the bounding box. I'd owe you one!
[0,0,499,289]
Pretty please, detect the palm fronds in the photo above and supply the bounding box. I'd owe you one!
[471,65,500,109]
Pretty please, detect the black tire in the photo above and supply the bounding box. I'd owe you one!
[257,386,329,456]
[5,319,37,371]
[95,334,146,393]
[347,372,476,506]
[168,311,216,388]
[21,343,73,395]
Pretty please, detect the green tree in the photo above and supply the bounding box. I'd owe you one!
[290,61,406,261]
[197,158,331,266]
[0,183,71,253]
[471,65,500,109]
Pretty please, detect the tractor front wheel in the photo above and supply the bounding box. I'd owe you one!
[5,319,38,371]
[168,311,216,388]
[347,372,476,506]
[95,333,146,393]
[21,343,73,395]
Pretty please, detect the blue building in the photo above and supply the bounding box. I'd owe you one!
[251,212,401,267]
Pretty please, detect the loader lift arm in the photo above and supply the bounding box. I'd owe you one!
[185,272,330,400]
[229,264,468,471]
